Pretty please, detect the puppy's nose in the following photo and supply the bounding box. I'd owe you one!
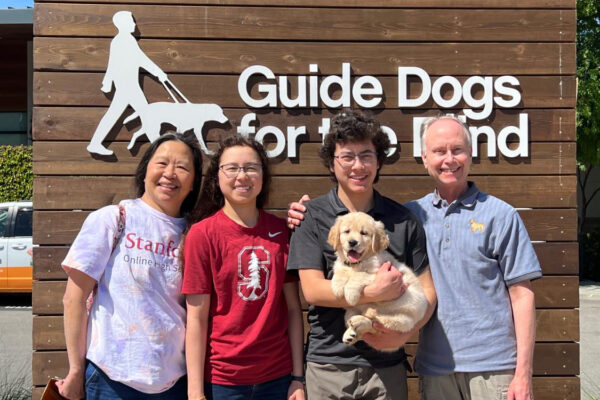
[348,239,358,248]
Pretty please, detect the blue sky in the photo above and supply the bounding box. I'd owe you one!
[0,0,33,8]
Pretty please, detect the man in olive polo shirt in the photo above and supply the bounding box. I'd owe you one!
[287,109,437,400]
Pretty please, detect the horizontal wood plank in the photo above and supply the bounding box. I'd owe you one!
[533,242,578,275]
[31,0,577,8]
[519,209,577,242]
[32,242,578,281]
[32,208,577,246]
[32,281,67,315]
[31,307,578,352]
[532,276,579,309]
[33,73,577,109]
[32,107,577,142]
[33,141,577,176]
[33,316,65,350]
[32,175,577,211]
[535,308,579,342]
[30,342,578,387]
[32,351,69,387]
[33,211,89,245]
[34,4,575,42]
[30,276,577,317]
[33,247,69,280]
[34,38,576,76]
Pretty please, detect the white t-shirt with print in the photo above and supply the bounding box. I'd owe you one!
[62,198,186,393]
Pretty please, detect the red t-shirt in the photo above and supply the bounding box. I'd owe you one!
[182,209,295,385]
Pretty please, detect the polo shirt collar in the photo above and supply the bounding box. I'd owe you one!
[327,186,386,217]
[431,181,480,207]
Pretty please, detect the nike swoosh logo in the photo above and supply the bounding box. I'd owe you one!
[268,231,282,238]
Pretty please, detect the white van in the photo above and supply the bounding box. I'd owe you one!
[0,201,33,292]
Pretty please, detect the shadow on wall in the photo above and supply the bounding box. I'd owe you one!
[580,228,600,282]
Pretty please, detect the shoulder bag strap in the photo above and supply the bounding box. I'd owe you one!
[86,204,127,314]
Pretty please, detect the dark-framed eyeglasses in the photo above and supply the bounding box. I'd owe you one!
[333,151,377,168]
[219,163,262,178]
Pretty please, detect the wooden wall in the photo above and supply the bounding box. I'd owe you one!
[32,1,578,398]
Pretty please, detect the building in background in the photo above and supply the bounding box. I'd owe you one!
[0,6,32,145]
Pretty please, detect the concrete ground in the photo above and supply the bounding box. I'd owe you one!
[0,293,32,395]
[580,281,600,399]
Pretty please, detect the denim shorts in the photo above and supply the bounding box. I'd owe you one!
[205,374,291,400]
[85,361,187,400]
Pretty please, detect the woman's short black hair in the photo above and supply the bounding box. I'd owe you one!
[134,132,203,218]
[319,109,390,183]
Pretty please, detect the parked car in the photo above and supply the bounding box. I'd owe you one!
[0,201,33,292]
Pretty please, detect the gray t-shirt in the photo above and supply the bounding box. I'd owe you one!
[287,187,428,367]
[405,183,542,375]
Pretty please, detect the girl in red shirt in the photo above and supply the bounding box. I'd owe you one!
[182,136,305,400]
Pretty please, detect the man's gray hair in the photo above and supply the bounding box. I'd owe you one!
[420,114,472,153]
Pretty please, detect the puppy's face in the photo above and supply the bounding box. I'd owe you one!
[328,212,389,264]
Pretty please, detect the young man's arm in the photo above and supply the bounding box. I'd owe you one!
[362,267,437,350]
[507,281,536,400]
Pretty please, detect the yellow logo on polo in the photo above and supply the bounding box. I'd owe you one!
[470,219,485,233]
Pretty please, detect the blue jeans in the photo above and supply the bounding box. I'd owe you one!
[205,374,291,400]
[85,361,187,400]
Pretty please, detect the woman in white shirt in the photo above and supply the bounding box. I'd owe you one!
[57,132,203,400]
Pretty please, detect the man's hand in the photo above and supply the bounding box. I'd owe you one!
[363,262,407,302]
[363,321,412,351]
[507,373,533,400]
[287,194,311,230]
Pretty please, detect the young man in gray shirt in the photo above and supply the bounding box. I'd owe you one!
[287,110,437,400]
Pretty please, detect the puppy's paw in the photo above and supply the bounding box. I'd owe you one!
[343,328,358,346]
[344,290,361,306]
[331,282,345,299]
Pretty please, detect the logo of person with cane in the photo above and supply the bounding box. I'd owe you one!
[88,11,228,156]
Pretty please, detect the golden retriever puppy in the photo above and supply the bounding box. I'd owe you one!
[328,212,427,351]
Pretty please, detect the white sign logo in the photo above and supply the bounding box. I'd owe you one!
[88,11,529,160]
[88,11,228,156]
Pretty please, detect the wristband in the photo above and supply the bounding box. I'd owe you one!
[291,375,306,384]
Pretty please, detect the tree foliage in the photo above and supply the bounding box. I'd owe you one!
[0,146,33,202]
[577,0,600,166]
[577,0,600,233]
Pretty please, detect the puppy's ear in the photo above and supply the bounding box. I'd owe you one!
[328,217,341,251]
[372,220,389,253]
